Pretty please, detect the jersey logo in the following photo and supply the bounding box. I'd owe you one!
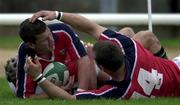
[59,49,66,55]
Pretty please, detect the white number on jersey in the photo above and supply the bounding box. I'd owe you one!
[137,68,163,95]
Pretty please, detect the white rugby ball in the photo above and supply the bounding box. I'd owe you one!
[43,62,69,86]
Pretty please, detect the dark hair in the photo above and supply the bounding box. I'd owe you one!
[93,41,124,72]
[19,19,46,44]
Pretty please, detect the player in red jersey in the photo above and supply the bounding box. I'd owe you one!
[23,10,180,100]
[13,19,99,99]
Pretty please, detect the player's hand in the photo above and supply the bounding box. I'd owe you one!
[30,10,57,23]
[61,75,75,92]
[86,43,94,60]
[24,56,42,79]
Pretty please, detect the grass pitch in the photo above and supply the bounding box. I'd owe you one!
[1,77,180,105]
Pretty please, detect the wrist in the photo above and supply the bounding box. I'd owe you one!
[33,74,46,84]
[55,11,63,21]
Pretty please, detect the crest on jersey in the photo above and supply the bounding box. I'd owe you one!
[59,49,66,55]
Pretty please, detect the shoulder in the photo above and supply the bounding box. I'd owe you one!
[18,42,28,52]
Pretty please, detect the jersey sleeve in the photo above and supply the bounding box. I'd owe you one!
[75,79,131,100]
[99,29,136,73]
[75,85,118,99]
[48,23,87,62]
[16,43,36,98]
[100,29,135,55]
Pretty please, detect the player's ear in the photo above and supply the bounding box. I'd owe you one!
[27,42,35,49]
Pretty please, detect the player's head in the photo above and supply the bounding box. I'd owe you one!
[19,19,46,44]
[93,41,124,72]
[19,19,54,52]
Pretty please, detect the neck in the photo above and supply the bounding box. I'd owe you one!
[36,51,52,60]
[111,64,126,82]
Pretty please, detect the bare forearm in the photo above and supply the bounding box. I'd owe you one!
[39,79,75,100]
[77,56,91,90]
[30,10,106,39]
[62,13,105,39]
[29,93,49,99]
[25,55,75,100]
[89,60,97,89]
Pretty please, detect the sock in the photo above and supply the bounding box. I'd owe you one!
[154,47,168,59]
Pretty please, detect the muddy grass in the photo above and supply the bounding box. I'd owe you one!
[0,48,179,77]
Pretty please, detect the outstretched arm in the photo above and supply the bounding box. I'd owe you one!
[30,10,106,40]
[25,56,76,100]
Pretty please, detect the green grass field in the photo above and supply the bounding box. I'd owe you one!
[0,36,180,104]
[1,77,180,105]
[0,35,21,49]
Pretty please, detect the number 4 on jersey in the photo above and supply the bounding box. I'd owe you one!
[138,68,163,95]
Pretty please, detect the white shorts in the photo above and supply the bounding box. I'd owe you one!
[172,55,180,69]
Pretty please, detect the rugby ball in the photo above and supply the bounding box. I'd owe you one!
[43,62,69,86]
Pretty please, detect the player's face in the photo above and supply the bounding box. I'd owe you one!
[33,27,55,53]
